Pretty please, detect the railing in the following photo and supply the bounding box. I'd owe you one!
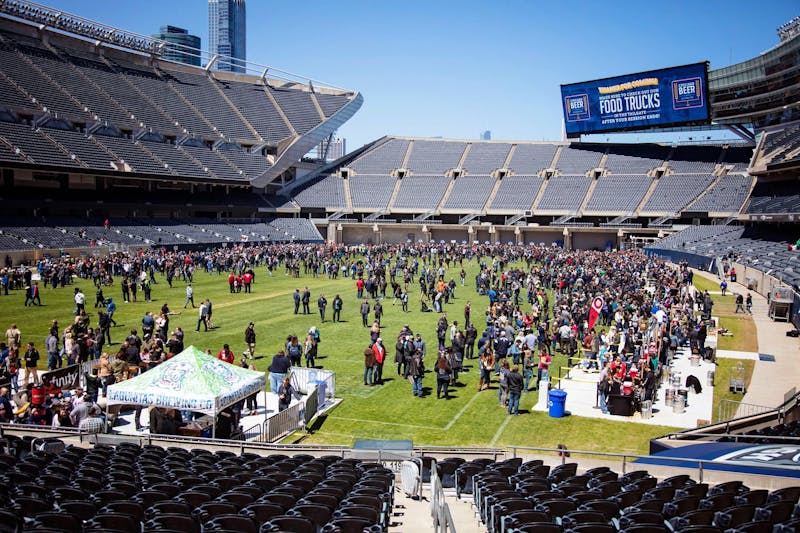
[242,422,263,442]
[718,398,774,422]
[507,445,798,484]
[304,385,319,425]
[264,401,303,442]
[663,432,800,443]
[430,459,457,533]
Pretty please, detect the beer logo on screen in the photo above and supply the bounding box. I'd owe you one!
[564,94,590,122]
[672,77,703,109]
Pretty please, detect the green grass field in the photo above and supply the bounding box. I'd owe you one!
[1,259,692,454]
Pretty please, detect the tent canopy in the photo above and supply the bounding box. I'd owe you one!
[106,346,266,416]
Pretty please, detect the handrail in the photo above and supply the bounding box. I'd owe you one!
[664,432,800,442]
[430,458,457,533]
[507,445,799,483]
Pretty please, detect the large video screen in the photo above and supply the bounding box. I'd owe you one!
[561,62,710,137]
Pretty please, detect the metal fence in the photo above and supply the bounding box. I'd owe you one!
[264,401,303,442]
[718,398,774,423]
[430,459,457,533]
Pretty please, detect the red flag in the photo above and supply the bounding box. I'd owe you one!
[588,296,604,331]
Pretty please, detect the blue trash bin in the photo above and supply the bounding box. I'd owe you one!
[548,389,567,418]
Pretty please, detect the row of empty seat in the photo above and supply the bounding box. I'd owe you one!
[431,455,800,533]
[1,437,394,533]
[0,119,271,180]
[341,138,751,178]
[296,172,751,215]
[0,217,323,249]
[0,24,352,147]
[650,225,800,287]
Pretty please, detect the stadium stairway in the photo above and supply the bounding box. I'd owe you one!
[690,268,800,412]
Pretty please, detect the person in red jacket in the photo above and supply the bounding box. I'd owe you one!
[217,344,235,364]
[227,273,235,293]
[372,338,386,385]
[242,272,253,293]
[356,278,365,299]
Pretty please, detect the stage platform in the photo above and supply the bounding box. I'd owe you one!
[533,347,719,429]
[110,390,301,439]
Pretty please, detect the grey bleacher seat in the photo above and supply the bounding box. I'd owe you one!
[443,175,496,210]
[745,180,800,214]
[93,134,172,175]
[641,174,716,213]
[537,176,591,211]
[393,175,449,210]
[269,218,323,242]
[0,232,35,250]
[604,154,662,175]
[0,126,28,163]
[508,143,558,174]
[584,175,651,213]
[668,147,720,173]
[179,145,244,180]
[462,143,512,174]
[113,59,216,138]
[349,138,410,174]
[269,87,322,135]
[0,68,35,110]
[556,146,603,175]
[139,140,208,178]
[0,38,86,118]
[690,174,753,212]
[349,175,395,209]
[15,39,137,129]
[294,175,347,209]
[215,81,292,143]
[489,175,543,211]
[406,140,466,175]
[315,92,351,117]
[162,69,255,141]
[59,47,179,134]
[0,121,80,167]
[0,225,89,248]
[40,127,114,170]
[217,147,271,178]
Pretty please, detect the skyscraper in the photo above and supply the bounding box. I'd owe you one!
[208,0,246,73]
[480,130,492,140]
[152,26,201,67]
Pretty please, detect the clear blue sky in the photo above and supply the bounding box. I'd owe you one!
[41,1,799,149]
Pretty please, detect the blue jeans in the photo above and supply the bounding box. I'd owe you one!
[508,390,521,414]
[523,368,534,391]
[599,390,608,414]
[269,372,286,394]
[48,352,60,370]
[412,375,422,397]
[364,366,373,385]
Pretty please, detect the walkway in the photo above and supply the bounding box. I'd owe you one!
[691,269,800,410]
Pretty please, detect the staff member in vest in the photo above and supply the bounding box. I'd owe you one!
[267,351,291,394]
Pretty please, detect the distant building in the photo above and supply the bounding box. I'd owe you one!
[208,0,246,73]
[480,130,491,140]
[152,26,201,66]
[317,136,346,162]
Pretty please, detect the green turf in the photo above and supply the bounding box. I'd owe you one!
[1,258,677,453]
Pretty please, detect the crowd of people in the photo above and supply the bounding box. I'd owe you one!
[0,239,719,428]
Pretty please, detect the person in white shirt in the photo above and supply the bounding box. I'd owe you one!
[184,284,194,309]
[74,288,86,313]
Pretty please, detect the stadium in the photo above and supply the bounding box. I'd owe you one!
[0,1,799,532]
